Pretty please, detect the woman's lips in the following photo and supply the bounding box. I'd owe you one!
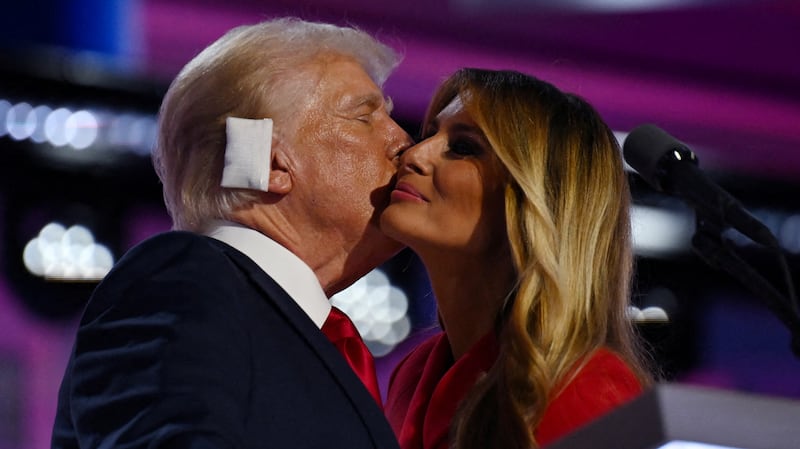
[391,181,428,202]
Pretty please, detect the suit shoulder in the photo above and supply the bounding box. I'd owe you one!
[122,231,220,260]
[85,232,244,315]
[109,231,230,278]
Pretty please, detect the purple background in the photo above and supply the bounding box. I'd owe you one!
[0,1,799,448]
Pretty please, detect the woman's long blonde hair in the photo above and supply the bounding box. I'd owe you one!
[425,69,652,449]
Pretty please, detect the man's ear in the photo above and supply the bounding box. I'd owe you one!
[268,142,292,194]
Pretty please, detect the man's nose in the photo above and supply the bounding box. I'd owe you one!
[387,125,414,161]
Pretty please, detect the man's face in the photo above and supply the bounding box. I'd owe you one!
[285,54,412,272]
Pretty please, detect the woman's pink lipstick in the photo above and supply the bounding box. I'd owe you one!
[391,181,427,202]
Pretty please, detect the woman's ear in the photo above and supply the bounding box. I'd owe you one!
[268,141,292,194]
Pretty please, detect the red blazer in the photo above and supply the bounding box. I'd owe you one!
[385,331,643,449]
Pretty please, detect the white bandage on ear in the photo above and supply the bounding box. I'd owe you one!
[221,117,273,192]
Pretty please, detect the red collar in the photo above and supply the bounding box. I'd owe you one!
[391,331,498,449]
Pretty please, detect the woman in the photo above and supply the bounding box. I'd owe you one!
[381,68,653,449]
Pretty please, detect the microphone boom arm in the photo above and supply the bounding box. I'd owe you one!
[692,213,800,358]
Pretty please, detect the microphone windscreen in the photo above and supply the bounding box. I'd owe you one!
[623,124,687,188]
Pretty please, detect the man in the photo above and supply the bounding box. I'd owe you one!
[51,18,412,448]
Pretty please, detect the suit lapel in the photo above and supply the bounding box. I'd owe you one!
[213,240,399,449]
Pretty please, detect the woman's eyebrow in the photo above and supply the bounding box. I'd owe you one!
[448,122,483,135]
[446,123,490,145]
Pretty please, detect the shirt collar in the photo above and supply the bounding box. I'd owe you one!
[203,220,331,328]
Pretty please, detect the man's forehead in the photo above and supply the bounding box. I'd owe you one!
[300,54,388,112]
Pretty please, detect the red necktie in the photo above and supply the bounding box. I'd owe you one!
[321,306,382,407]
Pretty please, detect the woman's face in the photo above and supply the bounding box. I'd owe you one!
[380,95,509,256]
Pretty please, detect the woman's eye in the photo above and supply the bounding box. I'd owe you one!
[448,138,481,156]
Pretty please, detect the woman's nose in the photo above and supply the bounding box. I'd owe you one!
[398,137,436,175]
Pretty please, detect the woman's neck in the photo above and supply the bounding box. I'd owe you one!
[421,249,516,360]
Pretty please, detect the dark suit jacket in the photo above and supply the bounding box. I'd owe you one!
[51,231,400,449]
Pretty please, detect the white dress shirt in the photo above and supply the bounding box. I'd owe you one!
[204,220,331,329]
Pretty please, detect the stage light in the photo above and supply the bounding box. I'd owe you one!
[0,56,165,320]
[331,269,412,357]
[44,107,72,147]
[22,222,114,281]
[0,99,10,137]
[107,113,157,156]
[64,110,99,150]
[0,97,157,157]
[628,305,670,323]
[631,204,694,256]
[28,105,51,144]
[6,102,35,141]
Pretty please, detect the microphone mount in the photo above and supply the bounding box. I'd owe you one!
[624,123,800,358]
[691,211,800,358]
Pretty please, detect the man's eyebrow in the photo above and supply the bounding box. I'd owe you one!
[340,92,389,113]
[385,96,394,114]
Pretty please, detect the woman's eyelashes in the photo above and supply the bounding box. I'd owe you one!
[447,136,483,157]
[418,122,485,157]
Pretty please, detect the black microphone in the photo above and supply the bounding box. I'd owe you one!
[622,124,778,248]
